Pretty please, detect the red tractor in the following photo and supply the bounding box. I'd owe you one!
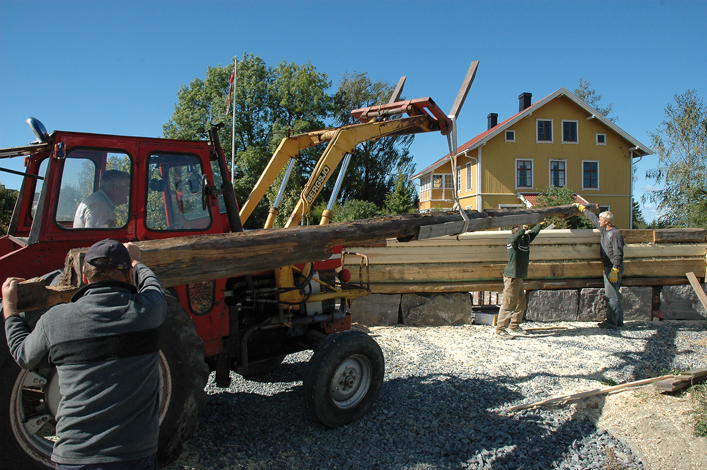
[0,63,477,469]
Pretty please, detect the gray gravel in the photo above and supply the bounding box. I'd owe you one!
[167,320,707,470]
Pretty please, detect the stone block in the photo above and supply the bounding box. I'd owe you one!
[660,284,707,320]
[621,286,652,321]
[578,286,652,322]
[526,290,578,321]
[578,288,606,322]
[401,293,473,326]
[350,294,400,326]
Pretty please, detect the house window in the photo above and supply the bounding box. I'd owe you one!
[596,133,606,145]
[562,121,578,143]
[599,205,610,213]
[537,120,553,142]
[505,130,515,142]
[433,174,443,189]
[583,161,599,190]
[420,175,431,201]
[466,162,473,191]
[550,160,566,187]
[456,166,461,193]
[516,159,533,188]
[444,174,454,190]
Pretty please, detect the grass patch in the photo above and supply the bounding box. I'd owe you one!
[690,383,707,437]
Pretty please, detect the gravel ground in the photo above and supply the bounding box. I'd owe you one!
[167,320,707,470]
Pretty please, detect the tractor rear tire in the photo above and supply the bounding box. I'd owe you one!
[0,293,208,469]
[303,330,384,428]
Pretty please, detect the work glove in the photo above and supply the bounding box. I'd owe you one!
[608,267,619,283]
[573,202,586,212]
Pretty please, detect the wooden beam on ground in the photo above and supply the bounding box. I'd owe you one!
[508,375,676,412]
[654,369,707,393]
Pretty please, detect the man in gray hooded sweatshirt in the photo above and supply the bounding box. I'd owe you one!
[3,239,166,469]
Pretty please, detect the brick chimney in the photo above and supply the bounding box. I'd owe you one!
[519,92,532,112]
[487,113,498,130]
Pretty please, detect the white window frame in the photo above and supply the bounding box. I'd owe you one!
[420,175,431,201]
[561,120,579,144]
[582,160,600,191]
[596,133,606,145]
[536,119,553,143]
[515,158,534,189]
[505,130,516,142]
[466,162,473,191]
[549,159,567,188]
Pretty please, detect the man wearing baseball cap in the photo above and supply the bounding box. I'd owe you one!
[3,239,167,469]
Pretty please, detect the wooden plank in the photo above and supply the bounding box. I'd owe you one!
[344,243,707,265]
[359,258,707,284]
[654,228,706,243]
[622,230,655,244]
[367,277,689,294]
[654,369,707,392]
[509,375,676,412]
[685,272,707,312]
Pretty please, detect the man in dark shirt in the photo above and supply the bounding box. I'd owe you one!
[576,204,625,329]
[495,222,544,339]
[3,239,166,469]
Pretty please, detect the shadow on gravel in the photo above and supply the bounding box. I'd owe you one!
[168,369,601,470]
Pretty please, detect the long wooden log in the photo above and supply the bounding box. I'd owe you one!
[15,204,591,311]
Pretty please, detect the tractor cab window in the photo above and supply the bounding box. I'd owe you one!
[56,149,132,229]
[146,153,212,231]
[31,158,50,219]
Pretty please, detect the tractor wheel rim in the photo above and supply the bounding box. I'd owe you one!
[9,351,172,467]
[330,354,372,409]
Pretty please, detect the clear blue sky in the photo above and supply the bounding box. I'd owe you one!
[2,0,706,222]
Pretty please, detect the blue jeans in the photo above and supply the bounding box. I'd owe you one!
[603,265,624,326]
[55,455,156,470]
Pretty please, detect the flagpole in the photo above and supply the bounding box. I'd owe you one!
[230,57,237,184]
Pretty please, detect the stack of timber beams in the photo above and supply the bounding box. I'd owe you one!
[344,228,707,294]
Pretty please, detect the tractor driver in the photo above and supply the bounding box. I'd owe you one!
[73,170,130,228]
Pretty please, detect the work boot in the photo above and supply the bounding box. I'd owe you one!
[597,321,618,329]
[495,330,515,340]
[508,326,527,336]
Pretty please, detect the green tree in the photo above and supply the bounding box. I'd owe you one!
[631,198,648,229]
[331,199,382,223]
[383,170,418,215]
[644,89,707,227]
[0,185,18,236]
[163,53,332,228]
[574,77,617,123]
[332,72,416,207]
[533,185,595,229]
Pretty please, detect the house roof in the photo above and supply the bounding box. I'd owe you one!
[518,192,590,208]
[412,87,653,179]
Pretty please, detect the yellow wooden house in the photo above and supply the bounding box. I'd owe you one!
[412,88,652,228]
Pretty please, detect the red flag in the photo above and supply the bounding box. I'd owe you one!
[226,61,236,114]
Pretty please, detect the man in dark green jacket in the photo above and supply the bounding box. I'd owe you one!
[496,222,544,339]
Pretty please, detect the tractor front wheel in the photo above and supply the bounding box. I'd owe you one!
[303,330,384,428]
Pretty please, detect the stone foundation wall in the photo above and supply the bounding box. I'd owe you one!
[348,284,707,326]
